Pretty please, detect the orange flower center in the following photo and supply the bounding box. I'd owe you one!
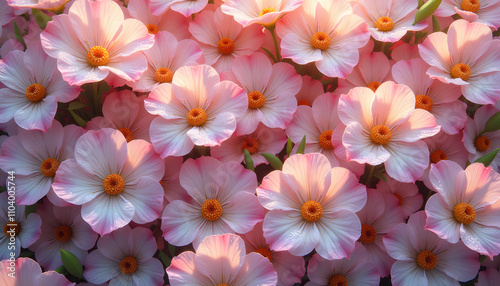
[301,201,323,222]
[241,137,259,154]
[248,91,266,109]
[430,149,447,164]
[376,17,394,31]
[461,0,480,13]
[3,222,20,236]
[187,108,207,126]
[103,174,125,195]
[54,225,72,242]
[416,250,437,269]
[297,99,311,107]
[119,127,134,142]
[259,7,276,17]
[254,247,273,261]
[329,275,348,286]
[368,81,381,92]
[154,67,174,83]
[40,158,60,177]
[475,135,491,151]
[370,125,391,145]
[394,193,403,206]
[146,24,159,34]
[218,284,229,286]
[217,38,234,55]
[201,199,222,221]
[359,224,377,244]
[450,63,471,81]
[319,130,334,149]
[120,256,138,274]
[453,203,476,224]
[415,95,433,111]
[87,46,109,66]
[310,32,331,50]
[25,83,46,102]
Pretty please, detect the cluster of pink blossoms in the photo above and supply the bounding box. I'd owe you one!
[1,0,500,285]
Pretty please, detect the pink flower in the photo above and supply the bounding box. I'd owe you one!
[257,153,367,260]
[306,243,379,286]
[167,233,277,286]
[425,160,500,259]
[392,58,466,135]
[83,226,164,285]
[294,75,324,107]
[161,157,264,248]
[419,19,500,104]
[222,52,301,135]
[338,81,440,183]
[391,43,420,61]
[52,128,165,235]
[0,42,80,131]
[276,0,370,78]
[144,65,247,158]
[150,0,208,17]
[211,123,287,166]
[6,0,69,12]
[221,0,304,28]
[0,0,15,38]
[353,0,427,42]
[160,156,186,204]
[376,176,423,219]
[40,0,154,86]
[384,211,480,286]
[0,257,75,286]
[477,268,500,286]
[188,7,265,72]
[435,0,500,30]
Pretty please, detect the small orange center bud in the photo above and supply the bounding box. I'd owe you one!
[415,95,433,111]
[359,224,377,244]
[319,130,334,149]
[87,46,109,66]
[25,83,46,102]
[248,91,266,109]
[103,174,125,195]
[3,222,20,236]
[430,149,447,164]
[259,7,276,17]
[254,247,273,261]
[368,81,381,92]
[329,274,348,286]
[450,63,471,81]
[416,250,437,269]
[54,225,72,242]
[370,125,391,145]
[154,67,174,83]
[475,136,491,151]
[241,137,259,154]
[297,99,311,106]
[310,32,331,50]
[376,17,394,31]
[119,127,134,142]
[301,201,323,222]
[40,158,60,177]
[217,284,229,286]
[394,193,403,206]
[201,199,223,221]
[120,256,138,274]
[146,24,159,34]
[454,203,476,224]
[217,38,234,55]
[187,108,207,126]
[461,0,480,13]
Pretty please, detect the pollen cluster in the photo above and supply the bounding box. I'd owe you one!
[248,91,266,109]
[146,24,159,34]
[87,46,109,66]
[310,32,331,50]
[241,137,259,154]
[254,247,273,261]
[119,127,134,142]
[103,174,125,195]
[430,150,447,164]
[416,250,437,269]
[120,256,138,274]
[461,0,481,13]
[40,158,60,177]
[187,108,208,126]
[359,224,377,244]
[301,201,323,222]
[319,130,334,149]
[376,17,394,31]
[370,125,391,145]
[201,199,223,221]
[415,95,433,111]
[329,274,347,286]
[217,38,234,55]
[450,63,471,81]
[453,203,476,224]
[54,225,72,242]
[154,67,174,83]
[475,135,491,151]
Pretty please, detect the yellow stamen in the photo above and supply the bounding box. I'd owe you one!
[430,150,447,164]
[370,125,391,145]
[359,224,377,244]
[40,158,60,177]
[416,250,437,269]
[254,247,272,261]
[54,225,72,242]
[201,199,222,221]
[103,174,125,195]
[259,8,276,17]
[25,83,46,102]
[415,95,433,111]
[319,130,334,149]
[297,99,311,107]
[450,63,471,81]
[368,81,381,92]
[120,256,138,274]
[475,136,490,151]
[248,91,266,109]
[241,138,259,154]
[119,127,134,143]
[87,46,109,66]
[376,17,394,31]
[310,32,331,50]
[154,67,174,83]
[217,38,234,55]
[454,203,476,224]
[329,275,348,286]
[146,24,159,34]
[301,201,322,222]
[187,108,207,126]
[461,0,480,13]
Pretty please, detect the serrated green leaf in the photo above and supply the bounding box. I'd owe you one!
[244,149,255,171]
[261,153,283,170]
[68,102,86,111]
[159,251,171,267]
[24,203,37,219]
[474,148,500,167]
[296,135,306,154]
[261,47,277,63]
[60,249,83,279]
[414,0,442,25]
[13,22,26,50]
[286,137,292,157]
[432,15,441,32]
[32,9,52,30]
[483,111,500,133]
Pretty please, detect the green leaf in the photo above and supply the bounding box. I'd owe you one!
[261,47,277,63]
[473,148,500,167]
[168,244,176,257]
[261,153,283,170]
[243,149,255,171]
[483,111,500,133]
[32,9,53,30]
[54,265,67,275]
[296,135,306,154]
[68,102,86,111]
[414,0,442,25]
[69,110,87,127]
[286,137,293,157]
[418,0,424,8]
[374,172,388,182]
[432,15,441,32]
[159,251,171,267]
[60,249,83,279]
[13,22,26,50]
[24,203,37,219]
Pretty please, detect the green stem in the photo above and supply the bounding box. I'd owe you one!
[267,25,281,62]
